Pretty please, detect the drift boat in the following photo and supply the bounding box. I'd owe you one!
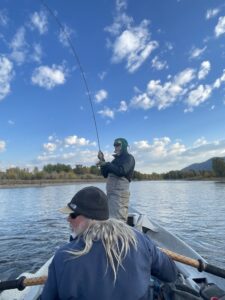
[0,210,225,299]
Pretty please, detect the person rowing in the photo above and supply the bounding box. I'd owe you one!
[41,186,177,300]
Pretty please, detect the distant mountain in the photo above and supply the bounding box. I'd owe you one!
[181,157,225,172]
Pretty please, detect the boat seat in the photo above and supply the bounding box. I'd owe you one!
[127,213,139,227]
[127,213,149,233]
[127,212,158,233]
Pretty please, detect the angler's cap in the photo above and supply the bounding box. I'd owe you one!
[114,138,128,151]
[59,186,109,220]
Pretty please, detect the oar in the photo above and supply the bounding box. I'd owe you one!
[0,275,47,292]
[1,249,225,292]
[160,247,225,279]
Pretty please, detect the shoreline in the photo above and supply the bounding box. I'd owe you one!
[1,177,225,189]
[0,178,106,189]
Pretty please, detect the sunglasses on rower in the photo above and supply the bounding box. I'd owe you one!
[69,212,80,219]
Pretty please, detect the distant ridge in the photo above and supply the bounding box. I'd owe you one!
[181,157,225,172]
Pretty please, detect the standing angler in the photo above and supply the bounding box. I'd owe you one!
[98,137,135,222]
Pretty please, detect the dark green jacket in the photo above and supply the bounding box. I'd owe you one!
[101,151,135,182]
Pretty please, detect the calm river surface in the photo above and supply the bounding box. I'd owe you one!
[0,180,225,281]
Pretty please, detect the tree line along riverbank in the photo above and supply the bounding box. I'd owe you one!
[1,158,225,188]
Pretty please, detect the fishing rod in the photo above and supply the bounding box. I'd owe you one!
[40,0,101,151]
[1,248,225,292]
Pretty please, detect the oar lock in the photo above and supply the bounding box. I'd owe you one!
[198,259,206,272]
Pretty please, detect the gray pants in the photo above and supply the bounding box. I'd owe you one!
[106,173,130,222]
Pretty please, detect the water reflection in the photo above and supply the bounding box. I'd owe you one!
[0,180,225,280]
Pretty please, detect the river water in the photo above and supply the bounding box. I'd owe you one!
[0,180,225,281]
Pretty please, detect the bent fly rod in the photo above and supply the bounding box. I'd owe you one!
[40,0,101,151]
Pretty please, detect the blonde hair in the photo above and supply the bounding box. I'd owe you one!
[66,218,137,282]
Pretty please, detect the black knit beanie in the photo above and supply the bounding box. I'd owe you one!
[67,186,109,220]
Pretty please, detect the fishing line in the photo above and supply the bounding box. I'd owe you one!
[40,0,101,151]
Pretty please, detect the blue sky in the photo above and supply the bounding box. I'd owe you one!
[1,0,225,173]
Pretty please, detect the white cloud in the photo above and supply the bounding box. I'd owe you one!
[98,71,107,80]
[168,142,186,155]
[130,68,196,110]
[165,42,173,51]
[0,55,14,101]
[116,0,127,12]
[43,142,57,152]
[132,137,225,173]
[36,134,97,167]
[193,137,207,147]
[129,61,225,112]
[134,140,151,149]
[215,16,225,37]
[31,64,67,89]
[186,84,212,108]
[149,68,195,109]
[37,148,97,166]
[0,140,6,152]
[106,4,158,73]
[213,69,225,89]
[30,11,48,35]
[111,20,158,73]
[94,89,108,103]
[48,135,56,141]
[133,137,182,163]
[151,56,168,70]
[98,107,114,118]
[198,61,211,80]
[37,153,58,162]
[64,135,91,146]
[189,46,207,59]
[105,13,132,36]
[58,24,74,47]
[9,27,27,65]
[174,68,195,86]
[130,93,154,110]
[206,8,220,20]
[118,100,128,112]
[32,43,42,63]
[0,9,8,26]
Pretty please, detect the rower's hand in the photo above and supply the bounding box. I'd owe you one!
[98,151,105,161]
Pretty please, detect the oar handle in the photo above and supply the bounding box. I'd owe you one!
[24,276,47,287]
[160,247,225,279]
[0,276,47,292]
[160,248,199,268]
[0,276,26,291]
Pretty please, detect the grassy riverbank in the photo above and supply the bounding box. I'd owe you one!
[1,177,225,189]
[0,177,105,189]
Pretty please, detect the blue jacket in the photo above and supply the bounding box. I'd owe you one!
[41,229,177,300]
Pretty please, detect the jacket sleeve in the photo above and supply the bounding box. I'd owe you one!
[145,236,178,282]
[101,155,135,178]
[41,259,59,300]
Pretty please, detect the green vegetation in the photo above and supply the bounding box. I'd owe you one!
[0,164,102,182]
[212,157,225,177]
[0,157,225,187]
